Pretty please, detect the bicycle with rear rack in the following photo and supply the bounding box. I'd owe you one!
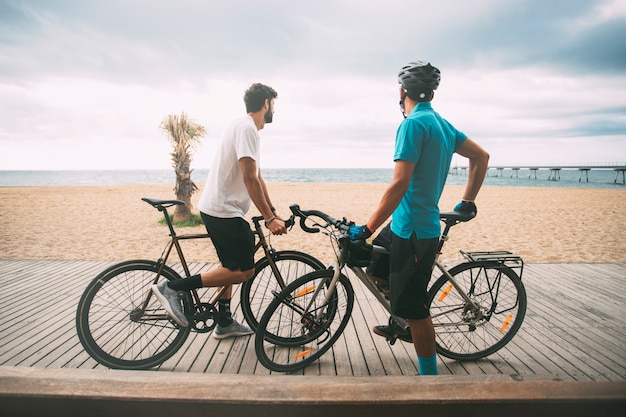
[254,204,527,373]
[76,197,324,370]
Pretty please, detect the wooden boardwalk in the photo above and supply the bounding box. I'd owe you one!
[0,259,625,381]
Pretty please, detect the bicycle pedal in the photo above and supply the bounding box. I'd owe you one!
[388,335,397,346]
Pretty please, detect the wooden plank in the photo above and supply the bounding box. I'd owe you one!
[330,325,358,376]
[337,306,370,375]
[0,260,625,381]
[0,260,100,329]
[493,325,567,379]
[0,261,110,367]
[529,287,626,367]
[539,265,625,324]
[522,264,626,380]
[529,298,626,365]
[349,276,412,375]
[2,366,624,417]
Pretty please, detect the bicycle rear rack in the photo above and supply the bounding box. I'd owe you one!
[460,250,525,278]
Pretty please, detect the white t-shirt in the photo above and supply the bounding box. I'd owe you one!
[198,115,260,218]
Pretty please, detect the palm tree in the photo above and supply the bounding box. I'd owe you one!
[160,112,206,222]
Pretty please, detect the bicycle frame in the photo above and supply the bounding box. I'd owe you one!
[255,205,527,372]
[288,205,518,334]
[431,218,484,311]
[301,231,409,329]
[315,256,470,333]
[76,197,329,370]
[350,263,409,330]
[140,199,293,323]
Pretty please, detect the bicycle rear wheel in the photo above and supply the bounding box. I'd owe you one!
[254,269,354,373]
[241,250,324,331]
[76,260,192,370]
[428,261,527,360]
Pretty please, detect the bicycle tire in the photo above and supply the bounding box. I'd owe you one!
[241,250,324,331]
[254,269,354,373]
[76,260,192,370]
[428,261,527,360]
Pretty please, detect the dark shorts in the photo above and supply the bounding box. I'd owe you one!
[389,232,438,320]
[201,213,255,272]
[366,223,392,279]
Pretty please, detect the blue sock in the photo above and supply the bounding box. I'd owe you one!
[417,354,438,375]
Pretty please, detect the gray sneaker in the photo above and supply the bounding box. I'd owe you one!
[213,320,253,339]
[151,281,189,327]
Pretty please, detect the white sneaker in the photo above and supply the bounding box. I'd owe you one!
[213,320,253,339]
[151,281,189,327]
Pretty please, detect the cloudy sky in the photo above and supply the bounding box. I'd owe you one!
[1,0,625,170]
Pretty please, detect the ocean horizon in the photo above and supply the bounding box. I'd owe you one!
[0,168,624,190]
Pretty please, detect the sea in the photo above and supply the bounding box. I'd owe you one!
[0,168,624,190]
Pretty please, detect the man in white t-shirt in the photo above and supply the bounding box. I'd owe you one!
[152,83,287,338]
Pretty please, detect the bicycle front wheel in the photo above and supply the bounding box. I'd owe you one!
[255,269,354,373]
[76,260,192,370]
[428,261,527,360]
[241,250,324,331]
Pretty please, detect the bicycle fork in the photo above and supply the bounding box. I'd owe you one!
[272,263,343,342]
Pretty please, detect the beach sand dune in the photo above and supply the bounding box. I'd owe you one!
[1,183,624,264]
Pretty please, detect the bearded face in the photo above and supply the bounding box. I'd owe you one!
[264,99,274,123]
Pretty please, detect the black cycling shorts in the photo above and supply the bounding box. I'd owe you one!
[201,213,255,272]
[389,232,438,320]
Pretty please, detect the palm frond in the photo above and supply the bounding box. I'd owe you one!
[160,112,207,218]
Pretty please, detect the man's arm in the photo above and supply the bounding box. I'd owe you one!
[366,160,414,232]
[240,157,286,234]
[257,171,280,219]
[455,138,489,201]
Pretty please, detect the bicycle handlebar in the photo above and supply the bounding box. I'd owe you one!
[250,215,295,229]
[287,203,477,236]
[288,204,353,234]
[142,197,474,236]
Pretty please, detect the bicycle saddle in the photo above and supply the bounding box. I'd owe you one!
[440,210,476,223]
[141,197,186,208]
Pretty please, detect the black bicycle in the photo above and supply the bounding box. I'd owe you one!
[76,198,324,370]
[254,204,527,372]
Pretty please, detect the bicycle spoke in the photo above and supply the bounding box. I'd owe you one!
[76,261,190,369]
[428,262,527,360]
[255,270,354,372]
[241,251,323,331]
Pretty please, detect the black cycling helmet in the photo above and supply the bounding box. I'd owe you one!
[398,61,441,91]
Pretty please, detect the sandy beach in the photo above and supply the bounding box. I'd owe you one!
[0,183,624,264]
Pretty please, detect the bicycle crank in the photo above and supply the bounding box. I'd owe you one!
[191,303,218,333]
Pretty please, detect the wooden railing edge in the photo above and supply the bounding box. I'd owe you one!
[1,366,624,416]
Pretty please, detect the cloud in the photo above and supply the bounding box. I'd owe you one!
[7,0,622,80]
[0,0,624,170]
[553,17,626,74]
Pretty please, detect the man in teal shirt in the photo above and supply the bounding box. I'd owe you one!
[392,99,468,240]
[349,61,489,375]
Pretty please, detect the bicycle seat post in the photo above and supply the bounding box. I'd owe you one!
[437,220,454,254]
[159,205,178,238]
[437,211,474,254]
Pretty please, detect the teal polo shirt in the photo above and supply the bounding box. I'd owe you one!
[391,102,467,240]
